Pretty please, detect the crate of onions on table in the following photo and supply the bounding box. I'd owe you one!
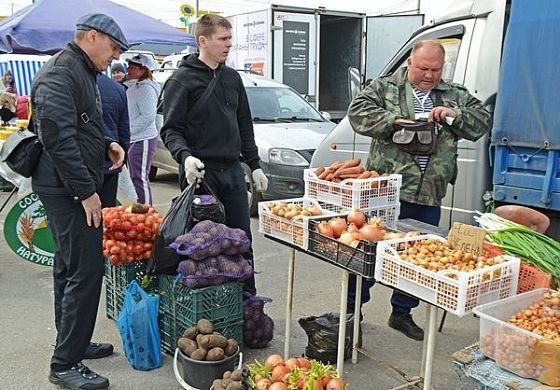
[102,203,164,265]
[258,197,334,250]
[375,234,521,316]
[307,209,419,278]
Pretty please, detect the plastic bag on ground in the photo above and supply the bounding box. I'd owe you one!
[117,280,162,371]
[298,312,356,364]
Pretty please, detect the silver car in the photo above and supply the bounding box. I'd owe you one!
[151,69,336,215]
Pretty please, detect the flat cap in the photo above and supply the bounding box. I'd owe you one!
[76,13,129,52]
[126,54,158,71]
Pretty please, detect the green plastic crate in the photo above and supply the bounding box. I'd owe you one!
[104,260,152,320]
[157,275,243,354]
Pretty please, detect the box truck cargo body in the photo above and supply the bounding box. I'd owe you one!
[226,5,422,122]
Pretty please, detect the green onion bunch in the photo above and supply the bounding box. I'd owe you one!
[475,213,560,285]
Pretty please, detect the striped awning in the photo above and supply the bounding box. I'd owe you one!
[0,54,51,96]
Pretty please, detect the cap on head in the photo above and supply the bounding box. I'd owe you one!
[111,63,126,73]
[76,13,129,52]
[126,54,158,71]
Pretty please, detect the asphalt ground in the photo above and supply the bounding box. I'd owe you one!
[0,173,479,389]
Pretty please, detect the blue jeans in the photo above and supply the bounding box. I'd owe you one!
[347,201,441,316]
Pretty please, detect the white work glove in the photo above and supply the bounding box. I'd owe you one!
[252,168,268,193]
[184,156,205,185]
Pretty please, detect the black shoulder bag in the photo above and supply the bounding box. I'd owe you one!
[1,117,42,177]
[391,119,442,155]
[391,87,443,155]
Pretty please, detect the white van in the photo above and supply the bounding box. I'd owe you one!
[151,68,336,216]
[311,0,506,230]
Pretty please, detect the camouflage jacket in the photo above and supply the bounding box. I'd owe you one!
[348,67,491,206]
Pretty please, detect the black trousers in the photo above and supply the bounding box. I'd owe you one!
[201,162,257,295]
[39,194,104,371]
[100,172,118,208]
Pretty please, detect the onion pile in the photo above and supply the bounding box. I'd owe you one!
[507,291,560,342]
[266,201,323,220]
[247,354,347,390]
[316,210,387,247]
[398,239,506,275]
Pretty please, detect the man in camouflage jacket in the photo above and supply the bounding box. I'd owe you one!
[347,40,491,340]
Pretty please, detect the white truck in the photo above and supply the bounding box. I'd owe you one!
[225,5,423,122]
[312,0,510,231]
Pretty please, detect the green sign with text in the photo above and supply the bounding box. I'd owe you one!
[4,192,55,266]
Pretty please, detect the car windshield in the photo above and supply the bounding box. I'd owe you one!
[246,87,324,122]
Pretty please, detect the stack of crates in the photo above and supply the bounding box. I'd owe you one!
[158,275,244,354]
[104,260,151,320]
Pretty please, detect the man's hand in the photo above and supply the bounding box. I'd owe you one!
[108,142,125,171]
[429,106,456,123]
[184,156,205,185]
[82,193,102,228]
[252,168,268,193]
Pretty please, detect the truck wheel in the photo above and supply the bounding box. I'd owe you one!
[148,166,158,181]
[241,162,261,217]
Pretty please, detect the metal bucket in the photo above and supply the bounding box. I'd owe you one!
[173,347,242,390]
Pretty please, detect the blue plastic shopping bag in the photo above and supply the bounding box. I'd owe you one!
[117,280,162,370]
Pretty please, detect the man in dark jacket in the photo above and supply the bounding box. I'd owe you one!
[161,14,268,295]
[97,73,130,207]
[30,13,127,390]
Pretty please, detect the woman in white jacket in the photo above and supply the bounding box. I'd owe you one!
[124,54,161,204]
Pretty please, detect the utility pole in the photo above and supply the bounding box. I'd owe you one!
[195,0,199,18]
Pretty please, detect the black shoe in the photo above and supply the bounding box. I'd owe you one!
[49,362,109,390]
[388,313,424,341]
[84,342,114,359]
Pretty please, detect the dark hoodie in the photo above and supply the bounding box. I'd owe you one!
[160,53,260,171]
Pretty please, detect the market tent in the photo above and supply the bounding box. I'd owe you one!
[0,0,196,54]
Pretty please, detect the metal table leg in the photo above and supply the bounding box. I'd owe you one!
[351,275,362,363]
[284,248,296,359]
[422,305,438,390]
[337,270,349,372]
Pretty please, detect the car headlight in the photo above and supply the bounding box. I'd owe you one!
[268,148,309,166]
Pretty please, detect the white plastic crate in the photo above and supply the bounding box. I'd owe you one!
[304,169,401,211]
[317,201,400,229]
[258,198,333,250]
[473,288,557,381]
[375,234,520,316]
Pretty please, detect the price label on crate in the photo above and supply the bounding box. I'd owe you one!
[448,222,486,256]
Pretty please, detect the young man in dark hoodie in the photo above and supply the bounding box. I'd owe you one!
[161,14,267,295]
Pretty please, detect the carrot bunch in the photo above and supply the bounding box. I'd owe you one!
[314,159,384,183]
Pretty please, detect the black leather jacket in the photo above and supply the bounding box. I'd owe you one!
[31,42,114,200]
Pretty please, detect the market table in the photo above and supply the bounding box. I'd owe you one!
[265,219,448,390]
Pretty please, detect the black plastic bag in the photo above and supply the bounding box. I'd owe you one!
[298,312,356,364]
[191,181,226,224]
[147,182,196,274]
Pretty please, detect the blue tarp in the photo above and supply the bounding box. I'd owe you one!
[0,0,196,55]
[492,0,560,150]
